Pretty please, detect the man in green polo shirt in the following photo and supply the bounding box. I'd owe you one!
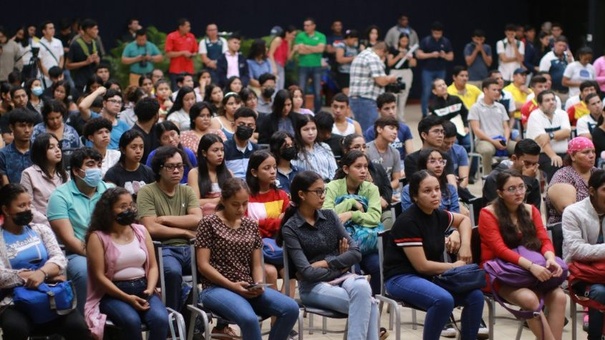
[122,28,163,86]
[295,17,326,113]
[48,148,112,314]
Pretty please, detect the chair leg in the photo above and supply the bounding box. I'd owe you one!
[298,310,304,340]
[411,309,417,330]
[486,298,495,340]
[570,299,577,340]
[308,313,314,334]
[515,319,524,340]
[322,316,328,334]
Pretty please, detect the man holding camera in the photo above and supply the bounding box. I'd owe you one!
[349,41,397,133]
[122,28,163,86]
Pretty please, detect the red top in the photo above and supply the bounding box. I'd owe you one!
[273,39,289,67]
[165,30,197,74]
[520,99,538,127]
[247,189,289,238]
[478,205,554,266]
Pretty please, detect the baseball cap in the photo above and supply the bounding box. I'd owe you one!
[270,26,283,36]
[513,68,528,75]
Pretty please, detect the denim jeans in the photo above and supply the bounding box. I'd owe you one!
[299,276,379,340]
[385,273,484,340]
[588,283,605,340]
[162,245,192,311]
[356,253,381,296]
[298,66,323,113]
[200,286,299,340]
[421,69,446,117]
[350,97,379,134]
[66,253,87,315]
[100,278,169,340]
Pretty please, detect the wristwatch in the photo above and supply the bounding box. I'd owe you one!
[549,132,555,139]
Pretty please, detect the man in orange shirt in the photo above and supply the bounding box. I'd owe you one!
[165,18,197,90]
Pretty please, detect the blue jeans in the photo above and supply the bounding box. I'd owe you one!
[162,245,192,311]
[100,278,169,340]
[66,253,87,315]
[350,97,379,134]
[588,283,605,340]
[357,253,381,296]
[298,66,323,113]
[421,69,446,117]
[299,276,379,340]
[386,273,484,340]
[200,286,299,340]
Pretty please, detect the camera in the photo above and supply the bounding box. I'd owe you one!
[31,47,40,59]
[385,77,406,93]
[139,54,147,68]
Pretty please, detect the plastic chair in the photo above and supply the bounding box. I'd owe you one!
[282,245,348,339]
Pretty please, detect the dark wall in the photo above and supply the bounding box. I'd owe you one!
[2,0,600,97]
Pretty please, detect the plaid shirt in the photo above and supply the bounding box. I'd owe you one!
[349,48,387,101]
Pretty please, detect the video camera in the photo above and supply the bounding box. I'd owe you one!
[385,77,406,93]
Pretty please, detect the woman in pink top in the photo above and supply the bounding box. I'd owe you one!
[268,26,297,90]
[85,188,168,340]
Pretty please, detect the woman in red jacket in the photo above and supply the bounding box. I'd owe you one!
[478,169,566,340]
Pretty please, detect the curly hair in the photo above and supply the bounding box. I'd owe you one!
[85,187,132,246]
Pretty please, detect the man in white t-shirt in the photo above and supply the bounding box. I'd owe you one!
[469,78,515,173]
[576,93,602,139]
[496,24,525,83]
[562,47,595,97]
[37,21,64,88]
[525,90,571,182]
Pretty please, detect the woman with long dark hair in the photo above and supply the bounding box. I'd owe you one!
[0,184,90,340]
[85,187,168,340]
[21,132,69,224]
[479,169,566,339]
[180,102,226,153]
[269,131,299,194]
[291,114,338,181]
[210,92,242,140]
[167,86,196,131]
[51,80,78,112]
[31,99,81,150]
[268,26,296,90]
[188,133,232,215]
[257,89,300,144]
[247,39,273,93]
[145,121,197,183]
[279,170,380,339]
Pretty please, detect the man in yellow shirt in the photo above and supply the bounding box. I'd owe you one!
[503,68,533,125]
[447,65,481,110]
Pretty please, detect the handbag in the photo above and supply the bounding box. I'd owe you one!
[13,281,77,324]
[568,260,605,311]
[262,238,284,265]
[433,264,486,294]
[335,194,383,255]
[483,246,568,319]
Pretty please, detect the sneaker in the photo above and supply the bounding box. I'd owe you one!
[211,326,240,339]
[477,319,489,339]
[288,329,298,340]
[441,323,457,338]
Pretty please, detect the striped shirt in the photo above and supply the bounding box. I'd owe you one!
[292,142,338,181]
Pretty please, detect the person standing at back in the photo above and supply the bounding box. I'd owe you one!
[199,23,228,84]
[165,19,197,91]
[496,24,525,84]
[295,18,326,113]
[416,21,454,117]
[464,29,492,88]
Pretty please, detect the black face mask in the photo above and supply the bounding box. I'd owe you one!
[115,209,137,226]
[262,87,275,98]
[281,146,298,161]
[13,210,33,226]
[235,125,254,140]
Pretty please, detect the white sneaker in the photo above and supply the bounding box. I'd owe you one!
[477,319,489,339]
[441,323,457,338]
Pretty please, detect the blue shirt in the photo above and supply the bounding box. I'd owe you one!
[0,143,32,183]
[247,58,273,82]
[463,42,492,81]
[447,143,469,176]
[31,122,82,150]
[224,139,259,179]
[276,165,299,194]
[145,146,197,184]
[419,35,453,71]
[401,183,460,213]
[3,226,48,270]
[364,122,413,161]
[88,113,131,150]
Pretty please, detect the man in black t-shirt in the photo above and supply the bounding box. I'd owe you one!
[66,19,102,94]
[130,98,160,164]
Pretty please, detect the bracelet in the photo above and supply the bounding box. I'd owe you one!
[38,269,48,281]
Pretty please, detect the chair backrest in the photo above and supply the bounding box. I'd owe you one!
[282,245,293,297]
[471,226,482,266]
[467,197,484,227]
[546,222,563,258]
[377,230,390,296]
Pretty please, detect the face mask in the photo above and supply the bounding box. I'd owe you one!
[32,86,43,97]
[13,210,33,226]
[115,209,137,226]
[80,168,102,187]
[281,146,298,161]
[235,125,254,141]
[262,87,275,98]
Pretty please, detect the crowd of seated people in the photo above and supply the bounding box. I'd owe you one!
[1,13,605,340]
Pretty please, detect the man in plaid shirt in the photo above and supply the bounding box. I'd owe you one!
[349,42,397,132]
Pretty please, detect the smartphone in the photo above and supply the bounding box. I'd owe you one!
[246,283,272,290]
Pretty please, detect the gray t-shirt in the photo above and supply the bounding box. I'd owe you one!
[366,141,401,180]
[468,99,509,138]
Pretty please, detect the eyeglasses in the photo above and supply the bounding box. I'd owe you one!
[429,129,445,135]
[162,163,184,171]
[305,188,326,197]
[504,184,526,194]
[107,99,123,105]
[428,158,447,166]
